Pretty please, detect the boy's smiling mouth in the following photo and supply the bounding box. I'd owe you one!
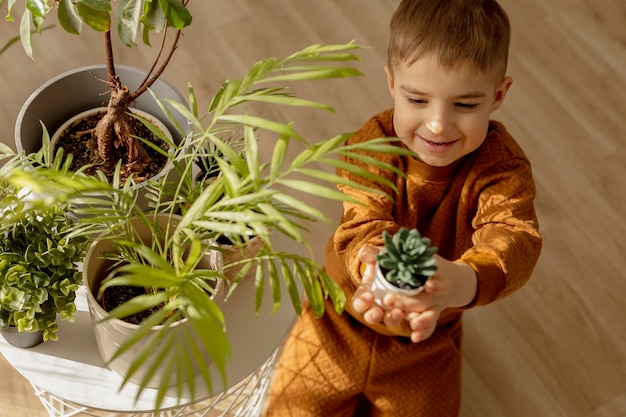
[417,134,459,152]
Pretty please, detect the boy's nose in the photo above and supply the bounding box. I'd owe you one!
[425,119,445,135]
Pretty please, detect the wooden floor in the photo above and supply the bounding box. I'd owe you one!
[1,1,625,416]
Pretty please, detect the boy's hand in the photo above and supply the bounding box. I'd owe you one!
[351,246,407,333]
[352,248,478,343]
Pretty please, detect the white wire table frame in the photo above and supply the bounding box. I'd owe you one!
[30,349,279,417]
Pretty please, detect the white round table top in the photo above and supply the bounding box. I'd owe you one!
[0,261,298,412]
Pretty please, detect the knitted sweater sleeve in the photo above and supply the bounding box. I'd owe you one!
[459,151,542,307]
[332,111,404,288]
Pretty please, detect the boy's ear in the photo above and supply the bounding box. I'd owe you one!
[491,76,513,112]
[384,65,395,98]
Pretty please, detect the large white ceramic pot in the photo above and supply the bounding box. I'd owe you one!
[82,214,223,388]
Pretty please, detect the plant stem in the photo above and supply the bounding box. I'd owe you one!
[129,29,183,102]
[104,30,117,80]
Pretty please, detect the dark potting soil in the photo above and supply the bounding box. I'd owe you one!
[100,285,163,326]
[55,110,169,183]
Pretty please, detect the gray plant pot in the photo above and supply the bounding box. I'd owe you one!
[15,65,190,210]
[1,327,44,348]
[15,64,188,155]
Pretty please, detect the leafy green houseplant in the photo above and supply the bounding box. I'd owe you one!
[372,227,438,304]
[0,145,89,346]
[6,0,192,183]
[4,41,414,410]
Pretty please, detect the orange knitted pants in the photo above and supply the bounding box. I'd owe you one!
[263,300,462,417]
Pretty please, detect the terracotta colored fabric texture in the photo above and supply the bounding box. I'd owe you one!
[264,109,542,416]
[264,300,462,416]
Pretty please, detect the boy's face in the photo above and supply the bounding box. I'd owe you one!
[385,54,512,167]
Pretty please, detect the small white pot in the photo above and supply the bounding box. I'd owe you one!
[51,106,173,153]
[82,214,223,388]
[50,106,177,211]
[371,262,425,307]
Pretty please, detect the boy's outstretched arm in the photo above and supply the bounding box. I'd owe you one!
[352,247,478,343]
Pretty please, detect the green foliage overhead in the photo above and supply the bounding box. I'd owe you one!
[377,227,438,289]
[2,0,192,58]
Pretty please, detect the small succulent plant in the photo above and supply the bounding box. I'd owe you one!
[376,227,438,290]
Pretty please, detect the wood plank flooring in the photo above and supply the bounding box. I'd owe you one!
[0,1,625,416]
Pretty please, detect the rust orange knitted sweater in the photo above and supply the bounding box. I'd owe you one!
[327,108,542,336]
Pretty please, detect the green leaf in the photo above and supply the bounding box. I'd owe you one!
[318,269,345,314]
[102,292,170,322]
[141,0,166,32]
[319,157,398,194]
[280,259,301,314]
[261,67,363,83]
[218,114,300,139]
[243,125,260,186]
[158,0,192,29]
[234,93,335,113]
[0,142,15,159]
[80,0,113,12]
[272,193,333,227]
[117,0,142,46]
[19,9,34,60]
[254,264,264,315]
[57,0,82,34]
[25,0,47,18]
[295,262,324,317]
[267,260,281,314]
[269,133,289,180]
[296,167,388,196]
[77,1,111,32]
[277,179,359,203]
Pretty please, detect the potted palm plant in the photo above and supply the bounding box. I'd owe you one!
[8,0,192,186]
[0,143,89,347]
[3,6,418,410]
[371,227,438,306]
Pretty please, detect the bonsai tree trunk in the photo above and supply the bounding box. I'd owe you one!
[91,28,182,177]
[94,74,151,174]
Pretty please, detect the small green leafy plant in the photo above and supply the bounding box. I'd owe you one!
[376,227,438,290]
[0,202,89,341]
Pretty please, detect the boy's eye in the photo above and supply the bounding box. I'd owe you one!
[455,102,478,110]
[407,97,427,105]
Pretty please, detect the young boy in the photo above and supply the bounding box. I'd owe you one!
[263,0,542,416]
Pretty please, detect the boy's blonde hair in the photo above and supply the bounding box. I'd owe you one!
[388,0,510,80]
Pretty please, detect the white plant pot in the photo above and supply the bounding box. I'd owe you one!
[50,106,176,210]
[51,106,174,153]
[371,262,425,307]
[82,214,223,388]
